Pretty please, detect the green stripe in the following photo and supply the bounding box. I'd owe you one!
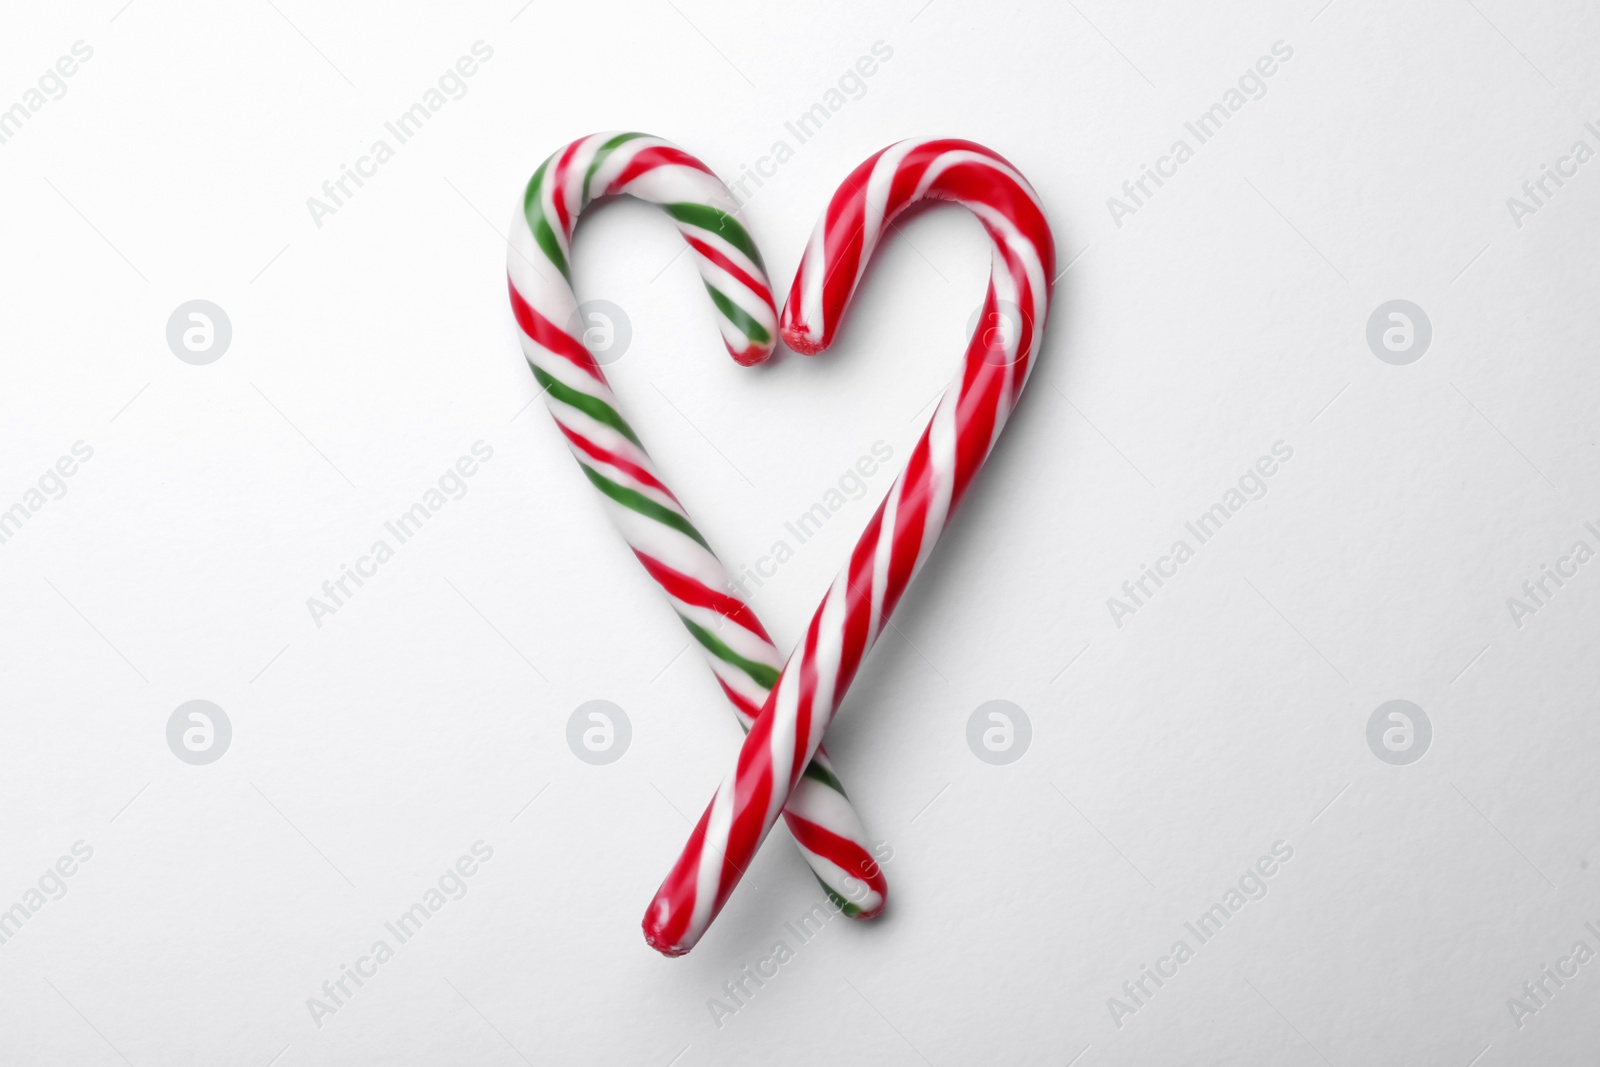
[705,283,771,345]
[663,202,765,269]
[522,155,549,219]
[581,464,711,551]
[801,759,847,796]
[583,132,647,199]
[816,876,863,919]
[680,617,780,689]
[530,365,640,448]
[522,157,569,281]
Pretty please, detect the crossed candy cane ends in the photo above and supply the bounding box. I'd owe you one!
[643,138,1056,956]
[507,132,888,922]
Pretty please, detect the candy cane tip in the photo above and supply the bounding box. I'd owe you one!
[779,324,827,356]
[727,340,774,367]
[779,295,830,354]
[641,913,690,957]
[852,900,886,921]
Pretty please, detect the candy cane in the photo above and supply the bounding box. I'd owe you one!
[507,132,888,918]
[642,139,1055,956]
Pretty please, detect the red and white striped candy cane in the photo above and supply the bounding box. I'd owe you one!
[642,138,1055,956]
[507,132,887,918]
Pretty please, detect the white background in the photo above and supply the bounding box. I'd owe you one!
[1,1,1597,1064]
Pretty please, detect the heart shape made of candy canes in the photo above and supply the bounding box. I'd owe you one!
[507,133,1054,956]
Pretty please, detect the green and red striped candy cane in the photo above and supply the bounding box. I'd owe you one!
[507,132,887,918]
[643,139,1055,956]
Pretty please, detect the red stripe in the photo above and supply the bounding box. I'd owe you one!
[507,277,604,382]
[784,815,888,918]
[683,234,772,309]
[886,147,932,217]
[610,145,713,192]
[819,193,867,344]
[715,677,764,727]
[788,617,824,796]
[882,439,932,621]
[553,418,673,499]
[834,518,880,697]
[719,704,779,915]
[634,551,774,643]
[951,363,1004,508]
[549,139,584,236]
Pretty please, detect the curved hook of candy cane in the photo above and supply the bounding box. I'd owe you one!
[506,132,889,923]
[642,139,1055,956]
[511,131,777,367]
